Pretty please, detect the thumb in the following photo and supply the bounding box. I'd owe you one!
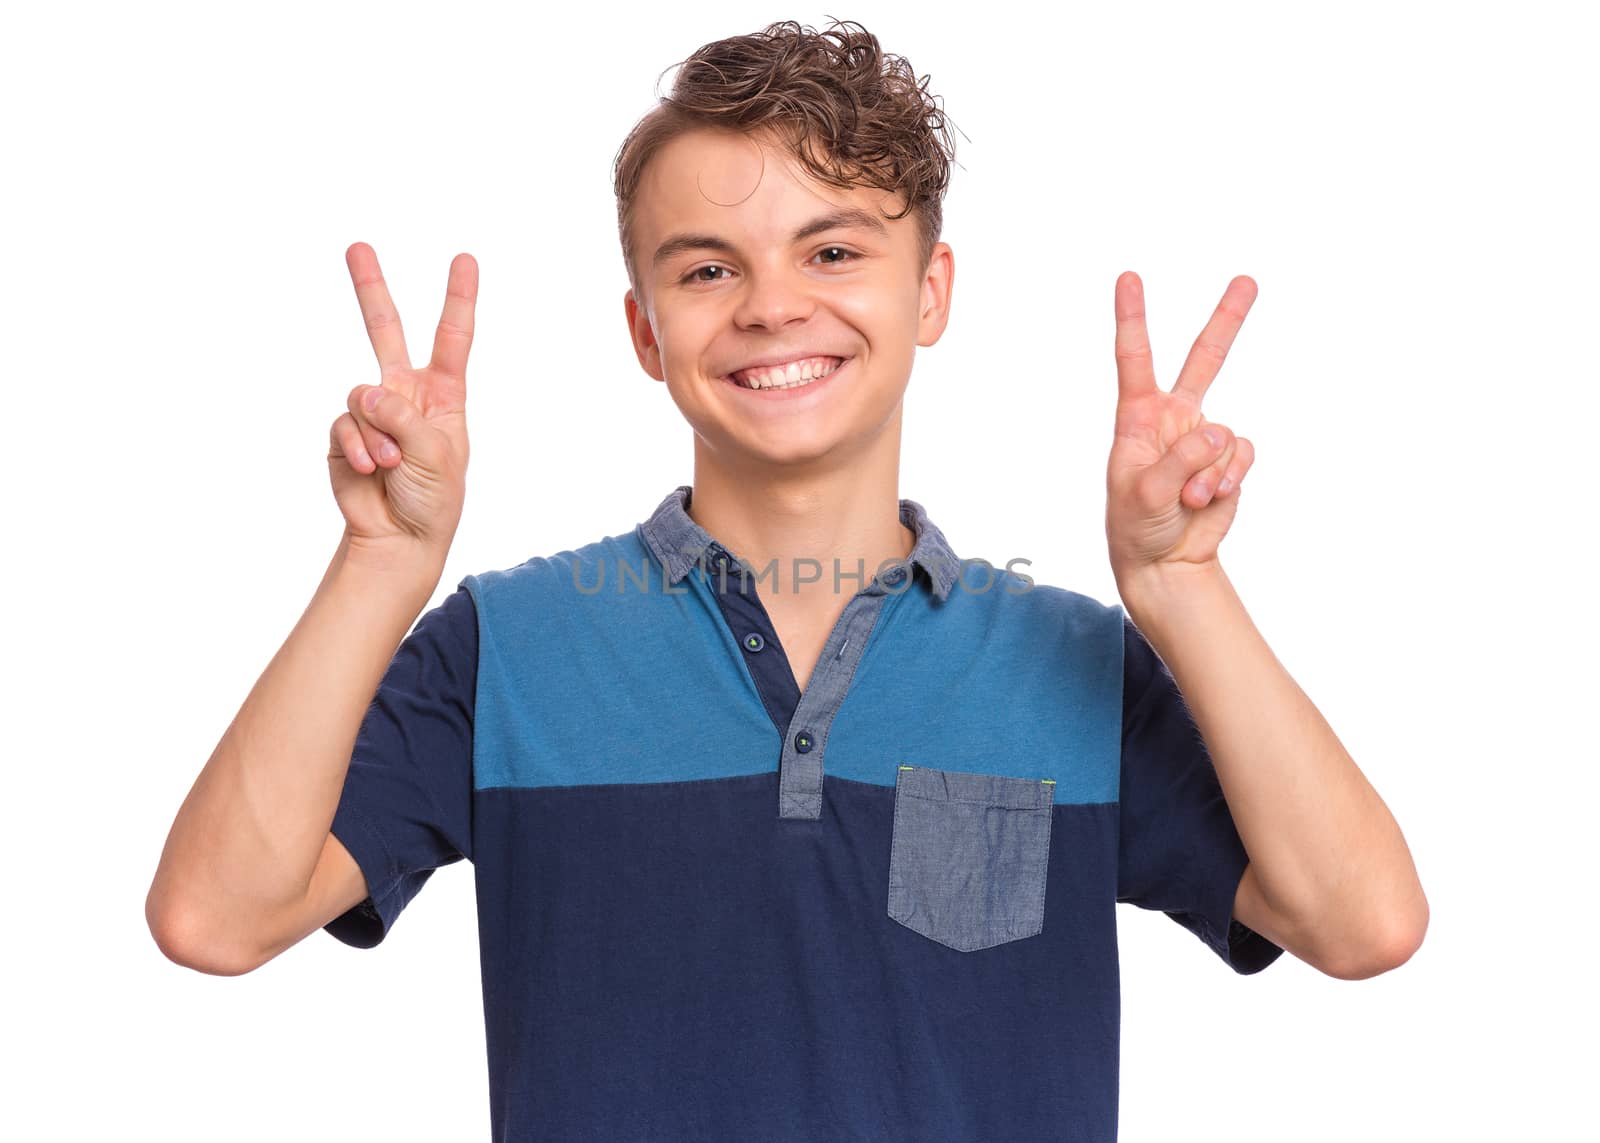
[354,384,432,464]
[1144,421,1232,509]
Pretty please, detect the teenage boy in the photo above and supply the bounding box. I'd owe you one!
[148,18,1427,1142]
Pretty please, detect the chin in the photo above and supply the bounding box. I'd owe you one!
[733,435,843,467]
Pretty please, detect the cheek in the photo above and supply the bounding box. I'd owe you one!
[649,309,710,375]
[833,284,917,344]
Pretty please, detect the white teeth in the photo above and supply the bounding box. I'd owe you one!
[732,356,844,389]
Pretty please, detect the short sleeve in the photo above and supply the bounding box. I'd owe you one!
[1116,614,1285,975]
[323,583,478,949]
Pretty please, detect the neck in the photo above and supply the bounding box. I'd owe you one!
[686,423,913,598]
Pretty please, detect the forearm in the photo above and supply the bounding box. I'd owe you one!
[147,534,443,962]
[1116,560,1427,972]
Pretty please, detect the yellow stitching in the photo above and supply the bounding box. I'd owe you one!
[897,764,1051,783]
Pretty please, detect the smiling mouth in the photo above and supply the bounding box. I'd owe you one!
[722,356,850,391]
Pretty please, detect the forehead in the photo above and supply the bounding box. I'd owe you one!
[634,128,906,253]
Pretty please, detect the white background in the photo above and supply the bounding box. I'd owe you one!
[5,1,1594,1139]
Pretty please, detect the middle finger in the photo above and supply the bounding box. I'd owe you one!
[1172,276,1257,405]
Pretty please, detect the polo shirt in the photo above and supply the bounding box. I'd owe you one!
[324,483,1285,1142]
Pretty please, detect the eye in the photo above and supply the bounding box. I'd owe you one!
[678,246,861,286]
[683,264,730,284]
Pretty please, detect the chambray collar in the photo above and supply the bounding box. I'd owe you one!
[638,484,960,603]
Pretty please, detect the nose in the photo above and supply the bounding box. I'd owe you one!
[731,262,819,332]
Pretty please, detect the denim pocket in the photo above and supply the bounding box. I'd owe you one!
[887,764,1055,952]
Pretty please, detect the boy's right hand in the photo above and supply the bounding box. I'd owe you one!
[329,242,478,566]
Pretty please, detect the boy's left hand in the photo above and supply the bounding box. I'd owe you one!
[1105,271,1258,584]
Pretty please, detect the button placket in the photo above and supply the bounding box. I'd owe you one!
[690,535,902,821]
[775,591,889,820]
[698,545,800,738]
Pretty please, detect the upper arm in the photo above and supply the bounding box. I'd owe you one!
[248,832,373,970]
[320,583,479,949]
[1232,860,1300,962]
[1116,613,1286,975]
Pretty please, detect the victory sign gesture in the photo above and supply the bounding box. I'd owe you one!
[1105,271,1259,584]
[329,243,478,563]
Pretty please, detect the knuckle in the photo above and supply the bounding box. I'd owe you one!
[1196,423,1230,453]
[364,308,400,334]
[381,391,416,426]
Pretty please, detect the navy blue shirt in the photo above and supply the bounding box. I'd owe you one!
[325,485,1283,1141]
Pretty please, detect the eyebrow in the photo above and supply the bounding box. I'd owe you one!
[651,207,889,269]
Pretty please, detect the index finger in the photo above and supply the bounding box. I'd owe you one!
[1114,271,1159,402]
[429,252,479,380]
[345,242,412,374]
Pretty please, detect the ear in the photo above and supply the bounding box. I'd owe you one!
[916,242,955,348]
[624,287,666,383]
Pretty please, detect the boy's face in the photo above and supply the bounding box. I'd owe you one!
[624,127,953,470]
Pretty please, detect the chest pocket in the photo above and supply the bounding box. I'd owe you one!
[887,764,1055,952]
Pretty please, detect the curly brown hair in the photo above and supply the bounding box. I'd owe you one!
[612,17,962,303]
